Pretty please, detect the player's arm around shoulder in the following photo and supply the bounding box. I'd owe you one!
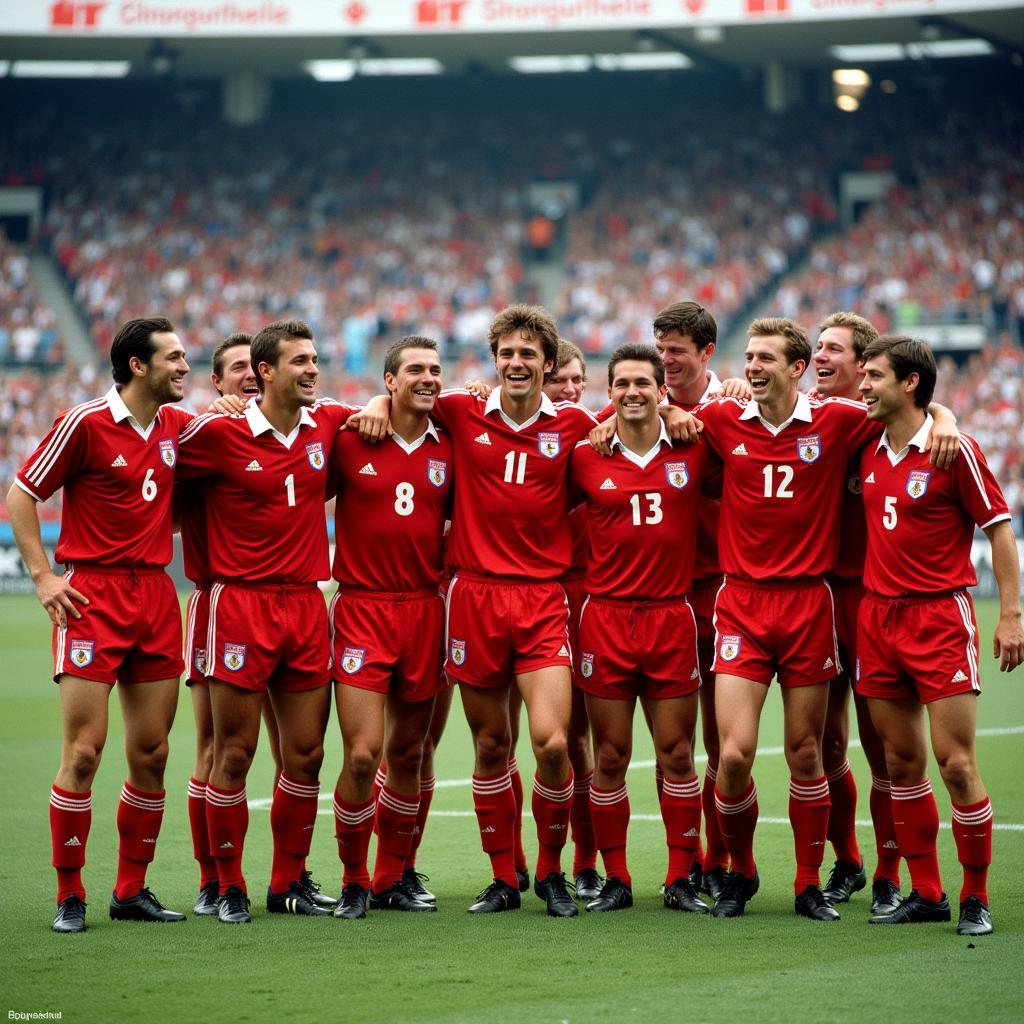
[176,411,231,477]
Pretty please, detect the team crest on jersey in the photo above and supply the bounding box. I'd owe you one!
[341,647,365,674]
[159,438,177,467]
[847,474,862,496]
[69,639,94,669]
[580,652,594,678]
[537,432,561,459]
[718,635,741,662]
[305,442,325,471]
[906,470,931,500]
[194,648,207,676]
[797,434,821,464]
[223,643,246,672]
[665,461,689,489]
[449,638,466,666]
[427,459,447,488]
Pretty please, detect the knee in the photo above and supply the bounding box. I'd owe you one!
[63,739,103,784]
[595,740,630,781]
[659,739,695,779]
[718,741,753,779]
[786,735,822,778]
[567,730,592,771]
[701,724,720,763]
[821,727,847,770]
[345,744,381,786]
[217,740,256,785]
[129,737,170,778]
[386,739,425,780]
[196,740,215,781]
[935,749,976,796]
[882,746,924,786]
[473,729,510,772]
[532,730,568,774]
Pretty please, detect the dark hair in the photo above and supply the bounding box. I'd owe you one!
[384,335,439,378]
[607,343,665,388]
[862,335,937,410]
[652,301,718,351]
[250,319,313,391]
[817,311,879,361]
[110,316,174,385]
[749,316,811,368]
[488,304,559,366]
[211,332,252,380]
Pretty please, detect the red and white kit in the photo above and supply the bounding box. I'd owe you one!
[856,421,1011,703]
[329,422,453,702]
[16,386,192,683]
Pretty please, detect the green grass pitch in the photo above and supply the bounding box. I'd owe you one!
[2,594,1022,1023]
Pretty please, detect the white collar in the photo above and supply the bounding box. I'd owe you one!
[739,390,813,435]
[105,385,157,441]
[485,388,556,432]
[391,418,440,455]
[244,397,316,449]
[611,421,673,470]
[877,413,933,466]
[700,370,724,404]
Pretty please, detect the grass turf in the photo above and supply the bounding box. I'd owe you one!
[1,593,1022,1023]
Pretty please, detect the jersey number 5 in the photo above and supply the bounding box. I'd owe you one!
[882,495,898,531]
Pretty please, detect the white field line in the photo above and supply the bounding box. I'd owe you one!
[247,724,1024,831]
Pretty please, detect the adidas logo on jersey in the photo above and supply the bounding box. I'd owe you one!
[864,472,876,484]
[822,657,834,671]
[951,669,969,683]
[245,460,262,472]
[359,463,377,476]
[731,444,748,456]
[474,432,492,446]
[111,454,127,467]
[600,478,617,490]
[64,836,82,848]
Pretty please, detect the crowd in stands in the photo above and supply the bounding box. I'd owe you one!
[0,231,64,368]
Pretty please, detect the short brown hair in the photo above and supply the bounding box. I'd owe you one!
[384,335,439,378]
[488,304,559,366]
[211,332,252,379]
[548,338,587,382]
[110,316,174,385]
[749,316,811,367]
[250,319,313,392]
[817,311,879,361]
[652,301,718,351]
[607,343,665,389]
[862,334,937,410]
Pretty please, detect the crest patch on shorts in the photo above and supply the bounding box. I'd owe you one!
[718,635,741,662]
[305,442,325,470]
[223,643,246,672]
[665,461,689,489]
[580,652,594,678]
[906,470,931,500]
[537,432,561,459]
[194,648,207,676]
[159,438,177,467]
[797,434,821,464]
[427,459,447,487]
[449,638,466,666]
[341,647,365,674]
[69,639,94,669]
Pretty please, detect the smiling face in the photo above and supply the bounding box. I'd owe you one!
[495,330,553,404]
[261,336,319,407]
[543,357,586,405]
[655,330,712,395]
[386,346,442,415]
[143,331,189,404]
[212,343,259,401]
[859,353,918,422]
[745,334,804,405]
[813,326,862,398]
[608,358,665,427]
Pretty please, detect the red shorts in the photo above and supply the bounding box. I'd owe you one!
[184,587,210,686]
[562,573,586,682]
[444,574,571,688]
[577,595,700,701]
[53,566,183,685]
[829,576,864,687]
[206,582,329,693]
[855,590,981,704]
[711,577,841,687]
[330,588,447,703]
[690,575,724,684]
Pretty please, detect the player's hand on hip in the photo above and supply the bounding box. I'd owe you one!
[209,394,247,415]
[463,379,492,399]
[35,573,89,627]
[993,615,1024,672]
[660,406,702,442]
[588,417,616,456]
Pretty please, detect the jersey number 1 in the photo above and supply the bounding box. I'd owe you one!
[503,451,527,485]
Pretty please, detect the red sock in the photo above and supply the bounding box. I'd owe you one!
[333,790,374,889]
[187,778,217,888]
[571,770,598,874]
[951,797,993,904]
[405,773,435,870]
[701,765,729,872]
[654,764,664,801]
[590,783,631,887]
[789,775,831,893]
[371,761,387,838]
[50,785,91,903]
[715,780,758,878]
[373,786,420,892]
[826,759,861,865]
[532,771,573,879]
[270,774,320,894]
[206,783,248,893]
[869,775,901,885]
[891,780,942,903]
[508,757,527,873]
[114,782,165,900]
[472,771,517,887]
[661,776,702,886]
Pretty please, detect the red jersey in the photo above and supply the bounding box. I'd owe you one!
[860,421,1010,597]
[15,386,193,569]
[569,427,715,600]
[433,389,596,581]
[176,399,353,584]
[330,421,453,592]
[695,392,881,580]
[176,482,209,586]
[834,458,868,580]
